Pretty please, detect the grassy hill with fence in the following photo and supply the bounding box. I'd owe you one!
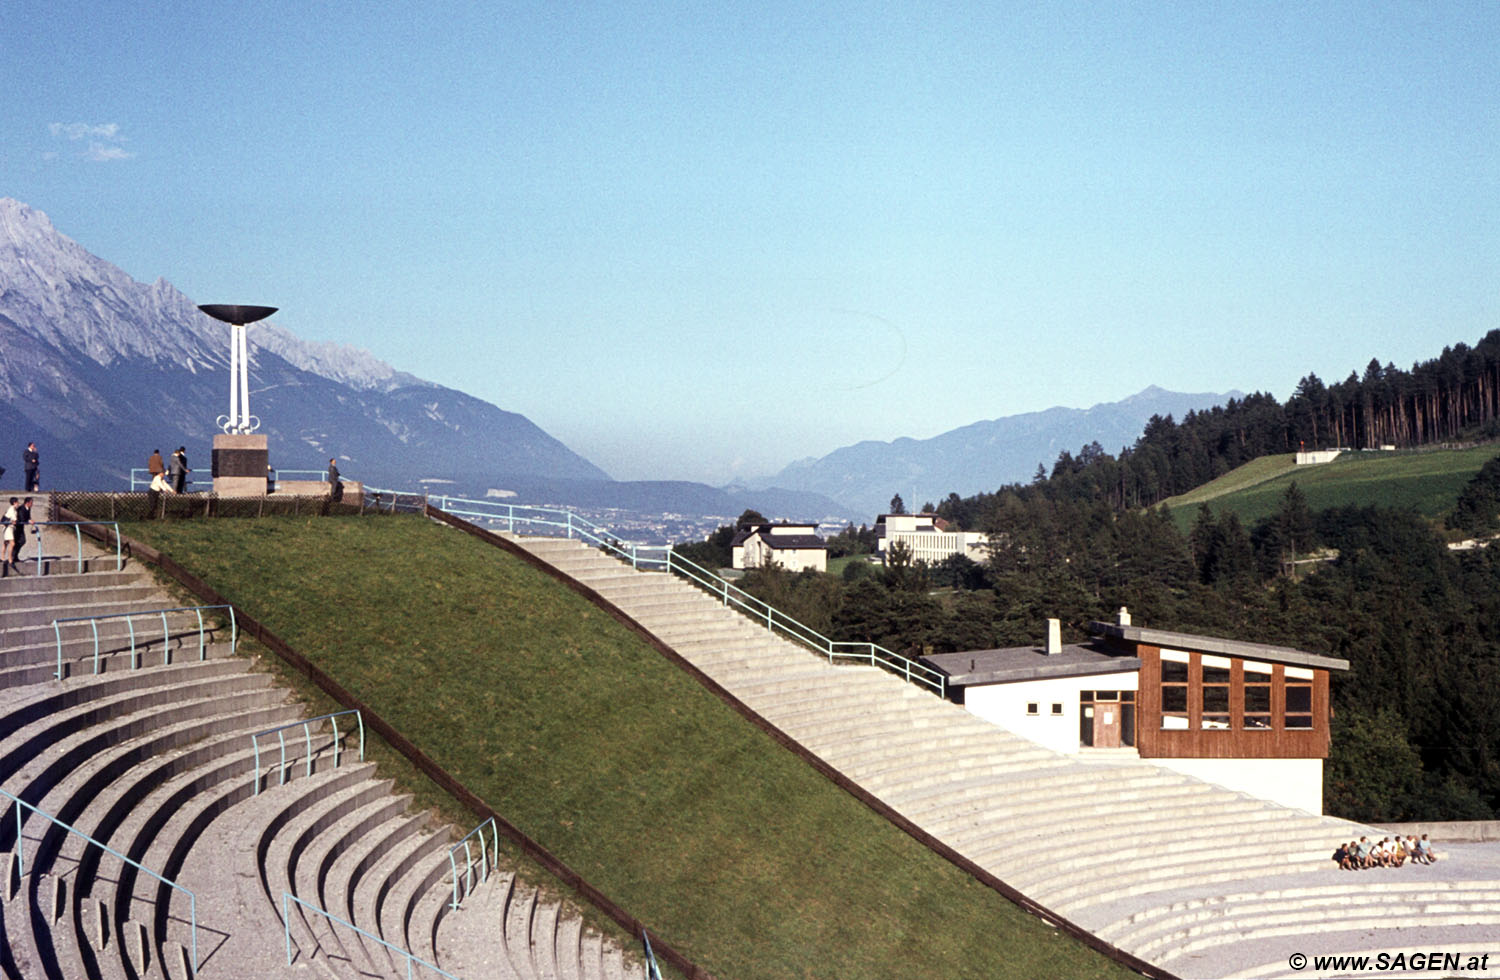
[1161,444,1499,533]
[120,513,1131,980]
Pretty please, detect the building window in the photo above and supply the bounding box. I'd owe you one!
[1201,655,1231,730]
[1080,704,1094,746]
[1243,660,1272,729]
[1051,702,1064,716]
[1161,650,1189,729]
[1285,666,1314,729]
[1026,702,1039,716]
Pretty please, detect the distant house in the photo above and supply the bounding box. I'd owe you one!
[731,523,827,573]
[921,608,1349,814]
[875,513,987,566]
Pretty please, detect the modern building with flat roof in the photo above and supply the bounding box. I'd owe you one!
[922,608,1349,813]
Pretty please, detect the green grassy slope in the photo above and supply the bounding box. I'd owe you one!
[1163,445,1499,532]
[124,516,1131,980]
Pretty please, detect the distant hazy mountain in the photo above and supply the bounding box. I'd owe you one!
[750,386,1243,517]
[0,197,851,526]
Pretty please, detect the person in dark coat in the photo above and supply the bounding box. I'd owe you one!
[327,458,343,502]
[22,442,38,492]
[170,447,189,493]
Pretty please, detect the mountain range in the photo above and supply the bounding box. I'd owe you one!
[1,197,1238,531]
[745,385,1242,516]
[0,198,848,525]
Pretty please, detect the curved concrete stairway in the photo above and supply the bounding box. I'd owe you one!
[508,533,1500,979]
[0,546,647,979]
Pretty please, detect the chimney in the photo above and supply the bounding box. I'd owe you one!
[1117,606,1131,627]
[1045,618,1062,655]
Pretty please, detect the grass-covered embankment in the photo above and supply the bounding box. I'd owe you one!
[124,515,1133,980]
[1163,444,1499,532]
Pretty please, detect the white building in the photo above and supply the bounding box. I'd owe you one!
[875,513,987,566]
[922,609,1349,814]
[731,523,828,573]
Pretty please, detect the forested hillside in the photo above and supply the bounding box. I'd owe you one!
[1058,330,1500,507]
[687,332,1500,823]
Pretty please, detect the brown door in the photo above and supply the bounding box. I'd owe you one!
[1093,701,1122,748]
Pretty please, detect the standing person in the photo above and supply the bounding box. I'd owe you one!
[327,458,343,502]
[22,442,38,492]
[11,497,32,569]
[1,497,16,573]
[170,447,189,493]
[147,448,164,483]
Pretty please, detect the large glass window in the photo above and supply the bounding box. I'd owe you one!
[1201,656,1231,730]
[1243,661,1272,730]
[1285,666,1314,729]
[1161,651,1189,729]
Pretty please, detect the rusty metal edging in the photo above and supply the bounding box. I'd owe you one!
[426,506,1178,980]
[61,510,715,980]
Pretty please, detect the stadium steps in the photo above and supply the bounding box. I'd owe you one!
[0,546,650,980]
[503,533,1500,980]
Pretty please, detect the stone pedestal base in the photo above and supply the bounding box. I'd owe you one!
[212,434,270,497]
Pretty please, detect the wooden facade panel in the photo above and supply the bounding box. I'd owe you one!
[1135,644,1331,760]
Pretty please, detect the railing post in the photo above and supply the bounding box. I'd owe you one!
[97,619,107,674]
[194,607,206,662]
[331,714,341,771]
[305,721,314,780]
[278,730,287,786]
[54,622,64,681]
[190,891,199,975]
[14,801,24,877]
[159,610,170,666]
[283,892,292,966]
[449,848,461,910]
[253,735,262,795]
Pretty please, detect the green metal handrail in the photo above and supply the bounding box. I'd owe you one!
[51,604,237,680]
[425,495,946,697]
[2,788,200,974]
[251,710,364,793]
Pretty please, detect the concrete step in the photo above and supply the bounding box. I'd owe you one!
[0,587,167,629]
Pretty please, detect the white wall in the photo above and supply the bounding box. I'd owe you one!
[1150,756,1324,814]
[964,672,1138,757]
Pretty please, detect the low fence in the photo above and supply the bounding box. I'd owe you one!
[129,467,337,493]
[52,491,375,521]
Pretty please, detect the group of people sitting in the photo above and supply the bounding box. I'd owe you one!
[1334,835,1437,869]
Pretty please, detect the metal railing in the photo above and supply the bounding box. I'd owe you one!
[251,710,364,794]
[447,818,500,910]
[283,891,460,979]
[2,788,200,974]
[20,521,123,577]
[51,604,237,680]
[127,469,209,492]
[128,467,340,493]
[425,495,947,697]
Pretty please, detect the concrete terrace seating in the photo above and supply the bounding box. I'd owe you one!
[508,533,1500,980]
[0,543,646,980]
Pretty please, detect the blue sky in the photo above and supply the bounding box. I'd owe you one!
[4,2,1497,483]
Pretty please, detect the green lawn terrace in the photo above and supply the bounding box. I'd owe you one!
[1160,445,1500,533]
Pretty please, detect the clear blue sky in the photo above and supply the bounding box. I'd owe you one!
[4,2,1497,483]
